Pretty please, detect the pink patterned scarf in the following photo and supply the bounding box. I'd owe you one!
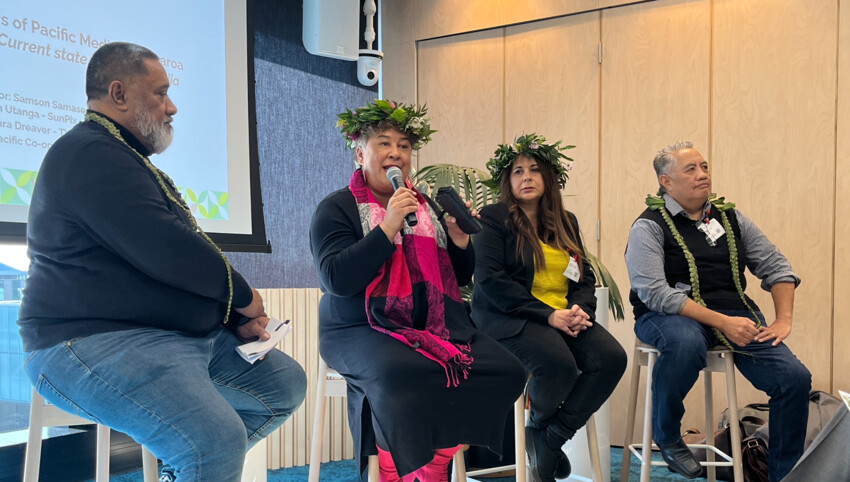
[349,169,472,387]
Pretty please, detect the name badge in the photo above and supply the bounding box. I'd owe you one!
[697,218,726,245]
[564,255,580,282]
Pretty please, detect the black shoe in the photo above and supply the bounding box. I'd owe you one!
[554,451,571,479]
[656,438,703,479]
[525,426,560,482]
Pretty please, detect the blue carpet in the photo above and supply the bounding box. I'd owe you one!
[96,447,697,481]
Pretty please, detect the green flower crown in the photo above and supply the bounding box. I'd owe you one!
[336,99,436,150]
[485,133,574,189]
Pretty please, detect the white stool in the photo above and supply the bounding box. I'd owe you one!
[308,356,378,482]
[241,438,268,482]
[24,387,158,482]
[620,341,743,482]
[451,395,604,482]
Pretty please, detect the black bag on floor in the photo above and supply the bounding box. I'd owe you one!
[685,391,842,481]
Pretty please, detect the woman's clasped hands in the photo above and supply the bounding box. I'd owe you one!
[547,305,593,337]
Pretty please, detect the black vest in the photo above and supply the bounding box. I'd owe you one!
[629,206,759,319]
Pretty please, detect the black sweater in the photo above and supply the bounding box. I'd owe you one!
[309,186,477,341]
[18,114,252,351]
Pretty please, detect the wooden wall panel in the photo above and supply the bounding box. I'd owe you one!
[600,0,657,8]
[834,0,850,395]
[257,288,353,470]
[414,0,505,41]
[383,0,846,459]
[381,0,416,104]
[711,0,837,398]
[411,0,650,41]
[381,41,417,105]
[417,29,505,170]
[382,0,415,46]
[504,13,602,250]
[413,0,594,41]
[599,0,711,445]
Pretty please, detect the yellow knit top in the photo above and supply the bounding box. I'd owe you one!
[530,241,571,310]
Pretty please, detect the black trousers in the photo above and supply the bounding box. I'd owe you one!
[500,321,626,441]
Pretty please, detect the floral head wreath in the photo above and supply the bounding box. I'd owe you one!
[336,99,436,150]
[485,133,574,189]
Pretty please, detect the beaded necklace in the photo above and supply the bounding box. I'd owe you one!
[85,111,234,323]
[645,192,761,350]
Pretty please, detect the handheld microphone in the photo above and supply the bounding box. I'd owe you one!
[386,167,418,227]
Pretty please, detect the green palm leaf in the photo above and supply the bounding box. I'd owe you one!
[413,164,498,211]
[586,251,625,321]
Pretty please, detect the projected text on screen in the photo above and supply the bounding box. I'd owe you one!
[0,0,245,230]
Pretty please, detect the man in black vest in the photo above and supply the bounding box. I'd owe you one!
[625,141,811,481]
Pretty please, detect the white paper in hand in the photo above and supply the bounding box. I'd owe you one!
[236,318,291,364]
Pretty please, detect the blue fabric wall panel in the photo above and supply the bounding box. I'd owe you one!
[227,0,377,288]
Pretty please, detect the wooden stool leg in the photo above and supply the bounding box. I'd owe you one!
[514,394,527,482]
[308,358,330,482]
[95,425,111,482]
[452,446,467,482]
[367,454,380,482]
[640,351,656,482]
[23,391,46,482]
[586,414,603,482]
[142,446,159,482]
[704,371,716,482]
[723,354,744,482]
[621,345,643,482]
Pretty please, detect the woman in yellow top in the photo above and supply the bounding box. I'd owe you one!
[471,134,627,482]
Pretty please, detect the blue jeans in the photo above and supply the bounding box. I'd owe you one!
[24,326,307,482]
[635,311,811,482]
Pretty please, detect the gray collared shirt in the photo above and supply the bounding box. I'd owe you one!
[625,194,800,315]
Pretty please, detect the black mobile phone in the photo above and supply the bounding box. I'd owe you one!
[435,187,482,234]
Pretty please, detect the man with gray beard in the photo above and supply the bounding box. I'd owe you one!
[19,42,306,482]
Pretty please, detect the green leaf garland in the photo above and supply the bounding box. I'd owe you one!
[86,112,235,324]
[485,133,574,189]
[337,99,435,150]
[646,193,761,351]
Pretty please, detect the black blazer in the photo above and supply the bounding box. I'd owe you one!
[470,202,597,340]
